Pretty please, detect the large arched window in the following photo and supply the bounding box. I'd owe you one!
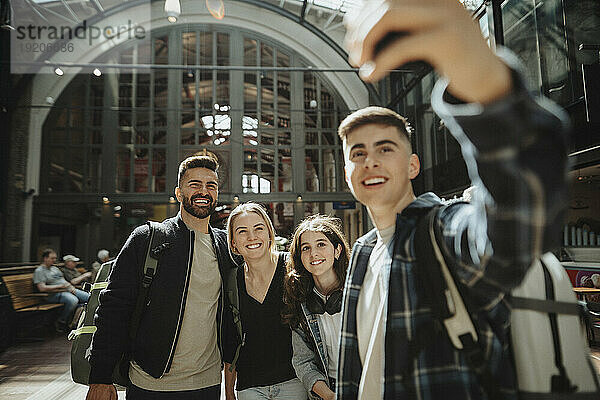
[40,25,349,198]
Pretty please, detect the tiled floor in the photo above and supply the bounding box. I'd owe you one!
[0,332,599,400]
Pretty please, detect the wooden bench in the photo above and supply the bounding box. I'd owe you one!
[1,273,64,339]
[2,273,64,312]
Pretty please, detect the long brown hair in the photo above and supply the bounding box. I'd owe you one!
[282,215,350,329]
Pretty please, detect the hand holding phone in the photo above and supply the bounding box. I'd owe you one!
[344,0,512,104]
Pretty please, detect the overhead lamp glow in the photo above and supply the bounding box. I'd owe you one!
[54,66,64,76]
[93,68,102,77]
[164,0,181,23]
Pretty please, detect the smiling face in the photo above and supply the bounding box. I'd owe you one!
[175,167,219,220]
[343,123,420,218]
[299,231,341,280]
[231,212,272,261]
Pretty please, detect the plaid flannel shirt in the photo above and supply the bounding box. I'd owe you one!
[336,50,569,400]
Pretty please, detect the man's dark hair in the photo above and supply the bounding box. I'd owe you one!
[338,106,412,147]
[177,155,219,186]
[41,248,56,260]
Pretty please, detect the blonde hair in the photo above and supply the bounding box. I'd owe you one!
[226,202,277,258]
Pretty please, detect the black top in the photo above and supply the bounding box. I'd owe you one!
[235,253,296,390]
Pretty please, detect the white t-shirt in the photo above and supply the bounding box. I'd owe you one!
[314,288,342,378]
[356,224,395,400]
[130,231,222,391]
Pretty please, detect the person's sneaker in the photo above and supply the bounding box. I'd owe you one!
[54,320,68,333]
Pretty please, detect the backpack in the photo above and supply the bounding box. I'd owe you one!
[414,205,600,399]
[69,221,165,387]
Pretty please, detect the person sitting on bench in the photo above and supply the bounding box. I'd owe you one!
[33,249,90,332]
[60,254,93,289]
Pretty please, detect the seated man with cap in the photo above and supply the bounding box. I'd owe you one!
[34,249,91,332]
[60,254,93,289]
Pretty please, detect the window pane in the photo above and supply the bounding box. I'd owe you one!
[134,151,149,193]
[91,78,104,126]
[182,32,196,66]
[199,32,212,65]
[244,72,257,114]
[322,131,337,146]
[278,131,291,146]
[136,73,151,129]
[261,71,274,126]
[119,129,132,144]
[91,129,102,145]
[87,147,102,192]
[306,131,318,145]
[321,89,335,129]
[304,72,317,128]
[48,147,65,192]
[68,150,85,192]
[71,129,84,145]
[49,129,67,143]
[323,148,338,192]
[216,71,229,106]
[117,149,131,192]
[198,72,213,112]
[152,149,166,192]
[306,149,320,192]
[154,35,168,65]
[278,71,290,128]
[153,130,166,145]
[278,148,292,192]
[272,202,294,237]
[217,33,229,66]
[261,129,275,146]
[260,149,275,193]
[244,38,257,66]
[181,128,195,145]
[136,129,149,145]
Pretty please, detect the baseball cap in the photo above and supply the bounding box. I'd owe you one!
[63,255,80,262]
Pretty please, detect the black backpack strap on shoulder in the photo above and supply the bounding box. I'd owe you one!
[540,258,577,394]
[414,206,479,348]
[413,205,502,400]
[129,221,167,343]
[227,265,244,372]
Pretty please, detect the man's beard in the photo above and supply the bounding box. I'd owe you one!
[182,193,217,219]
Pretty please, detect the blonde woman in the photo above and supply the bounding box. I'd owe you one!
[223,202,307,400]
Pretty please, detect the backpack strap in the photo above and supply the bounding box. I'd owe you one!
[413,205,501,400]
[508,296,581,315]
[129,221,168,343]
[226,265,245,372]
[414,206,478,349]
[540,258,577,394]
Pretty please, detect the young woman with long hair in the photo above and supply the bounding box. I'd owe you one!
[282,215,350,400]
[223,202,307,400]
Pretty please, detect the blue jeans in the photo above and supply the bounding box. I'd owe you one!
[47,289,90,324]
[237,378,307,400]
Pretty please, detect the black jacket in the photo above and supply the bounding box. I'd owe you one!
[89,213,239,384]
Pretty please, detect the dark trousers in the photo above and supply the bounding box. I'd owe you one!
[126,384,220,400]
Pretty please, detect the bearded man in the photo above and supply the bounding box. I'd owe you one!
[87,155,239,400]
